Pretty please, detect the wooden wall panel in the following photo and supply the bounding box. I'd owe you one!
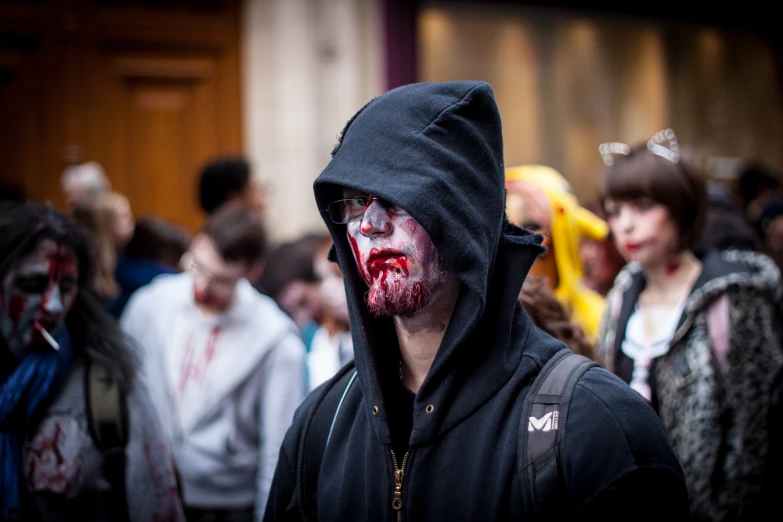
[0,0,242,233]
[0,39,43,199]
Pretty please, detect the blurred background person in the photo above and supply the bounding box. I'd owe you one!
[60,161,111,212]
[198,156,269,218]
[109,215,191,318]
[0,201,184,522]
[72,191,135,305]
[735,162,782,225]
[697,180,766,255]
[518,276,594,360]
[505,164,608,342]
[756,196,783,272]
[595,130,782,521]
[255,232,328,335]
[580,202,627,297]
[121,202,304,521]
[305,237,353,391]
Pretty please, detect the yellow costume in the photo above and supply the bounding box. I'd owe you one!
[505,165,607,342]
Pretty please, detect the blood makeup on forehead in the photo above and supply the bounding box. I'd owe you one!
[0,241,79,357]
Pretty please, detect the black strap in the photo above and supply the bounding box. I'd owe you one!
[85,359,130,522]
[518,349,597,521]
[296,362,357,522]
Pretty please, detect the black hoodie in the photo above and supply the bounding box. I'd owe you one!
[264,81,688,521]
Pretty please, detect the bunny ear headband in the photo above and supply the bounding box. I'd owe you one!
[599,128,679,166]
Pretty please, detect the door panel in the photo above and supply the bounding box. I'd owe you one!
[0,0,241,232]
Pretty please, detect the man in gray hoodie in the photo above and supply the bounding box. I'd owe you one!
[122,202,306,522]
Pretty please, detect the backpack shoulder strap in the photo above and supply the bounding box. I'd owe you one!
[518,349,597,521]
[296,362,358,522]
[85,358,130,522]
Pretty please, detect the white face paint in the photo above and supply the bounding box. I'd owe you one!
[342,190,456,317]
[604,198,679,267]
[0,239,79,358]
[185,234,249,314]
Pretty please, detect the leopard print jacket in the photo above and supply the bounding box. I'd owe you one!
[595,250,783,521]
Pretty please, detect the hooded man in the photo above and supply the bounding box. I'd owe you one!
[264,81,687,521]
[505,165,608,342]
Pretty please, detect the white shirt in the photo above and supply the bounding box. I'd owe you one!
[621,301,685,401]
[306,327,354,392]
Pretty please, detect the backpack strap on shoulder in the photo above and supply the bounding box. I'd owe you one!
[85,358,130,522]
[296,362,358,522]
[518,349,597,521]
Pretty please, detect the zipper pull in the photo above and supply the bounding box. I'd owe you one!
[392,468,404,511]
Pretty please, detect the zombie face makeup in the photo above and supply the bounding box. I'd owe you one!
[342,190,455,317]
[186,234,249,314]
[0,239,79,358]
[604,198,679,267]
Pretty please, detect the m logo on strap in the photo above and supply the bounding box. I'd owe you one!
[528,411,558,432]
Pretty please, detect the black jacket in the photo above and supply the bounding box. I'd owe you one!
[264,81,688,521]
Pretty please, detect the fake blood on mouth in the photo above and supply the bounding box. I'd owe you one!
[194,288,222,308]
[367,253,408,292]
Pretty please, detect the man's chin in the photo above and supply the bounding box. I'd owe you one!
[366,281,431,317]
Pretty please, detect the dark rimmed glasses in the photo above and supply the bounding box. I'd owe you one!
[326,196,400,224]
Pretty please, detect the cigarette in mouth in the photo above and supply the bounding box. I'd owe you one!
[34,322,60,351]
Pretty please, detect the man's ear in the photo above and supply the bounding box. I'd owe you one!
[247,260,265,283]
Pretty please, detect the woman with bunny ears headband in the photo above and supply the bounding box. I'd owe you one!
[595,129,783,521]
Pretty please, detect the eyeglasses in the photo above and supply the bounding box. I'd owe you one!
[326,196,400,224]
[185,258,240,292]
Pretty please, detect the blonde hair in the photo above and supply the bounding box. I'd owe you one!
[72,192,129,298]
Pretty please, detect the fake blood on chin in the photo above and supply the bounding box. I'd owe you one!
[194,288,223,309]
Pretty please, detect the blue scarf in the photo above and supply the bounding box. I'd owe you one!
[0,328,73,520]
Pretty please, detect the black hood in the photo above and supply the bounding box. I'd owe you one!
[314,81,544,445]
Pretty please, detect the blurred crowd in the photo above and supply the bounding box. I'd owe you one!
[1,120,783,522]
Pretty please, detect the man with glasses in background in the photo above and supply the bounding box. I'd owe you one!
[121,202,305,522]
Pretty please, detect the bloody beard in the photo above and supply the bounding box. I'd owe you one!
[0,240,79,358]
[347,209,447,318]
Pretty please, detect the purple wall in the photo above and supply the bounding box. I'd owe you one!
[382,0,419,90]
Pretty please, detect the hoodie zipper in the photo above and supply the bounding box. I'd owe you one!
[390,450,408,522]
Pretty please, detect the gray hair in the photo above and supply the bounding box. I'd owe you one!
[61,161,111,193]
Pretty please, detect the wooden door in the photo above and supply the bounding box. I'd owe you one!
[0,0,242,232]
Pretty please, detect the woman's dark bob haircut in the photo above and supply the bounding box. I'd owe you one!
[600,144,707,252]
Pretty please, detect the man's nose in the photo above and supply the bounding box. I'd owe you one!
[360,199,393,237]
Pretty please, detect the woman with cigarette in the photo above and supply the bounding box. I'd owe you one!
[0,201,184,522]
